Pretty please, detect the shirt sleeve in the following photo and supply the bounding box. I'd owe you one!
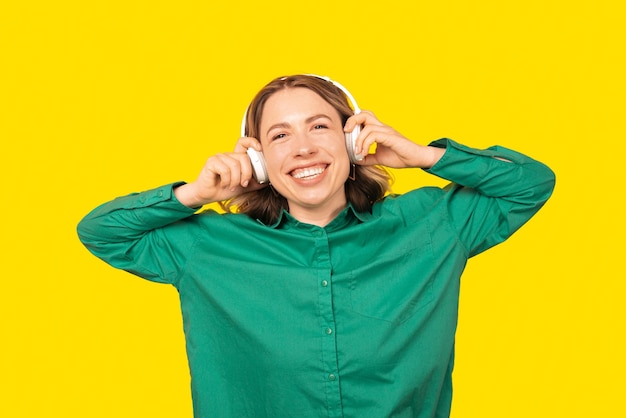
[76,182,199,285]
[424,138,556,257]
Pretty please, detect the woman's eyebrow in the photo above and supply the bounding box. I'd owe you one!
[266,122,290,136]
[266,114,333,136]
[306,113,332,123]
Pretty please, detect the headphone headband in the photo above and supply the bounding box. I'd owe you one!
[240,74,360,137]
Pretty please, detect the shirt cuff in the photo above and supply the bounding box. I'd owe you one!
[424,138,524,189]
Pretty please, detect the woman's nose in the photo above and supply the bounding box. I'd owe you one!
[293,132,317,157]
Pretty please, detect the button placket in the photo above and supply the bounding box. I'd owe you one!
[313,228,342,413]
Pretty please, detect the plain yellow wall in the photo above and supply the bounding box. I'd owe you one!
[1,1,624,417]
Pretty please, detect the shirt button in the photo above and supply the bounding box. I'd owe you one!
[329,374,336,381]
[321,280,328,287]
[326,328,333,335]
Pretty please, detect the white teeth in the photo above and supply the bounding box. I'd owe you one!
[292,167,325,179]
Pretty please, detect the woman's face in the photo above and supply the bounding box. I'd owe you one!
[259,87,350,220]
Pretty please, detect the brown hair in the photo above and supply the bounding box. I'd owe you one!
[221,74,393,224]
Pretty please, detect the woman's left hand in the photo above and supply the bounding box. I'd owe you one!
[344,111,444,169]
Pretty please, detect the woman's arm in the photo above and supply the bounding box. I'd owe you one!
[345,111,555,256]
[425,138,556,257]
[76,183,200,284]
[77,140,266,283]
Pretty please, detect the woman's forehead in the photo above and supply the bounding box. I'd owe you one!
[262,88,340,122]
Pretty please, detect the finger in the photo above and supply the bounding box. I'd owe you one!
[234,137,262,153]
[209,155,234,189]
[205,157,231,191]
[354,125,389,157]
[243,178,268,192]
[355,153,377,166]
[344,110,382,132]
[212,153,243,191]
[225,154,246,191]
[234,152,254,188]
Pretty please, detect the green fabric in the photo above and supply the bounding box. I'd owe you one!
[77,139,555,417]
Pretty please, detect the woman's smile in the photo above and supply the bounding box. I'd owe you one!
[290,164,328,181]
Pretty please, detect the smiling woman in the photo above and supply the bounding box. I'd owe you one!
[224,74,393,225]
[77,74,555,418]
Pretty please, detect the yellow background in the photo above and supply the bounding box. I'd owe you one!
[1,1,624,417]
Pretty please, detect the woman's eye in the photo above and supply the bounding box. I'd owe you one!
[272,133,286,140]
[313,124,328,130]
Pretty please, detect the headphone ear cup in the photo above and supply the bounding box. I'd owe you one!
[246,148,269,184]
[345,124,362,163]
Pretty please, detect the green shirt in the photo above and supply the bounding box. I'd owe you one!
[77,139,555,418]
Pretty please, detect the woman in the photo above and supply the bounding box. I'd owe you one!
[78,74,555,417]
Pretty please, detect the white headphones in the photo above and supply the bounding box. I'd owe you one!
[242,74,362,184]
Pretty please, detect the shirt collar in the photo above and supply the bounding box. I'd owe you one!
[261,203,373,231]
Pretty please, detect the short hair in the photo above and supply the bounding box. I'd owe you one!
[221,74,393,224]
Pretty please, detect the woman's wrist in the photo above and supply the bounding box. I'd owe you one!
[174,182,209,208]
[407,144,445,169]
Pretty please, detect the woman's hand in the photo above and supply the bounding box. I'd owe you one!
[174,137,266,208]
[344,111,444,169]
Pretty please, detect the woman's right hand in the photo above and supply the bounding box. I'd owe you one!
[174,137,266,208]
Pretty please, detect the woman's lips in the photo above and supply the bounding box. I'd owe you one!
[290,164,328,180]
